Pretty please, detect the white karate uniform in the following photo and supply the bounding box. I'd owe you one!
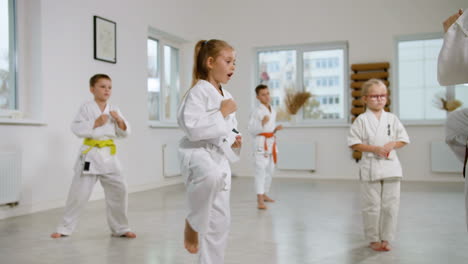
[177,80,240,264]
[348,109,410,242]
[248,104,277,195]
[438,9,468,86]
[55,100,131,236]
[438,10,468,231]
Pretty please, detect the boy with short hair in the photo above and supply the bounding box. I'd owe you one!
[248,84,283,210]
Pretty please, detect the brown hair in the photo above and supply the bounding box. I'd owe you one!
[89,74,111,87]
[255,84,268,95]
[191,39,233,87]
[361,78,387,96]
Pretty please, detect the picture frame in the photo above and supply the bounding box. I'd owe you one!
[93,16,117,63]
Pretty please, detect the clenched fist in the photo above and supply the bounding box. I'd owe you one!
[94,114,109,128]
[220,99,237,117]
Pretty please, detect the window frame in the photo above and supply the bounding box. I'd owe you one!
[394,32,449,126]
[0,0,18,117]
[253,41,349,127]
[147,27,185,128]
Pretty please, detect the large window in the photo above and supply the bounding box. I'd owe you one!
[256,43,348,123]
[147,29,181,124]
[0,0,16,112]
[397,35,467,122]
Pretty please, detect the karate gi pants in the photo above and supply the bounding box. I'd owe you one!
[360,179,400,242]
[185,148,231,264]
[56,170,131,236]
[254,153,274,195]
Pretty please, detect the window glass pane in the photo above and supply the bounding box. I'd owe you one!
[398,38,445,120]
[303,49,344,120]
[147,38,160,121]
[163,45,180,121]
[0,0,16,110]
[258,50,296,111]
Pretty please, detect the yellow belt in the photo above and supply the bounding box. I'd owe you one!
[82,138,116,155]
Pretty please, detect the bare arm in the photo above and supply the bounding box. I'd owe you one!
[351,144,388,158]
[443,9,464,32]
[393,141,407,149]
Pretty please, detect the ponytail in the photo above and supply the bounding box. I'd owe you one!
[191,39,233,87]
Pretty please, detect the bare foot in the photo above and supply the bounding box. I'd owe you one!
[50,232,66,238]
[121,232,136,238]
[263,194,275,203]
[381,240,391,251]
[184,219,198,254]
[112,231,137,238]
[369,241,383,251]
[257,194,268,210]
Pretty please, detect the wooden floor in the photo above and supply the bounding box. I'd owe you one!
[0,177,467,264]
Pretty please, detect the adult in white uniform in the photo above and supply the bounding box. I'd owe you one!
[348,79,410,251]
[248,84,283,209]
[178,39,241,264]
[51,74,135,238]
[438,9,468,230]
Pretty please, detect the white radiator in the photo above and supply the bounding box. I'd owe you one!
[276,141,316,171]
[0,152,21,205]
[162,144,181,177]
[430,141,462,173]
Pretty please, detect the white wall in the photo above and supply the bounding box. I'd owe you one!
[204,0,466,182]
[0,0,465,219]
[0,0,207,219]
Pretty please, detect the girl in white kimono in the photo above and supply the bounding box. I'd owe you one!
[347,79,410,251]
[438,9,468,230]
[248,84,283,209]
[178,39,241,264]
[51,74,135,239]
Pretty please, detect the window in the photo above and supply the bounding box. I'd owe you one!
[147,28,182,124]
[258,50,296,110]
[269,79,280,89]
[147,38,160,121]
[303,48,347,121]
[163,45,180,121]
[397,36,468,122]
[0,0,16,112]
[257,43,347,123]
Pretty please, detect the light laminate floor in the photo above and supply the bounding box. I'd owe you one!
[0,177,466,264]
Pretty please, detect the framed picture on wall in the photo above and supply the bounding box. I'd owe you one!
[93,16,117,63]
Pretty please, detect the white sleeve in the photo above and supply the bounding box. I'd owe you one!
[437,10,468,86]
[114,108,131,138]
[247,110,263,136]
[70,105,95,138]
[181,90,229,141]
[394,117,410,144]
[347,118,364,147]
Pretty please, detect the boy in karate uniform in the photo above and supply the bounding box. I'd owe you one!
[248,84,282,210]
[347,79,409,251]
[51,74,135,238]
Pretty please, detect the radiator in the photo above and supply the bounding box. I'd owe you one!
[430,141,462,173]
[162,144,181,177]
[0,152,21,205]
[276,141,316,171]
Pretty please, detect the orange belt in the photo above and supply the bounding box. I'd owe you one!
[258,132,277,164]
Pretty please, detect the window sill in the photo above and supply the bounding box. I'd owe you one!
[148,121,179,128]
[0,118,47,126]
[401,120,445,127]
[278,121,351,128]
